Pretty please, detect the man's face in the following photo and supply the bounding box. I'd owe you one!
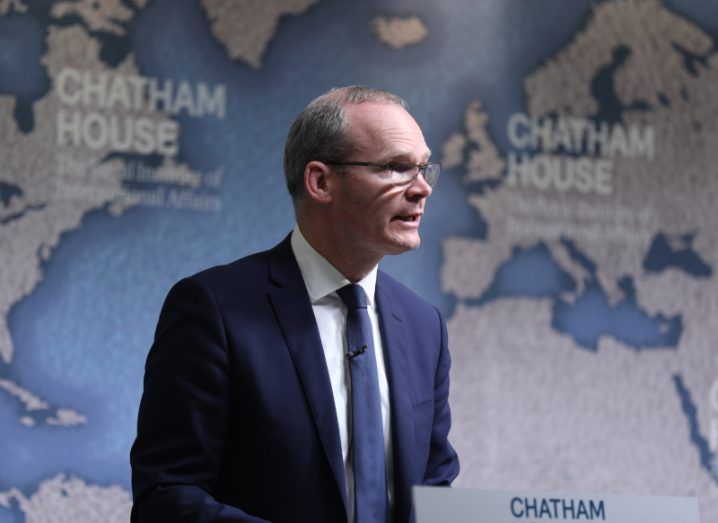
[328,101,433,259]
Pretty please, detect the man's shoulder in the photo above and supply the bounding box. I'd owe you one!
[183,235,293,296]
[376,270,440,319]
[194,249,268,285]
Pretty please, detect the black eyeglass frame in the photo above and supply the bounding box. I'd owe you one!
[323,161,441,187]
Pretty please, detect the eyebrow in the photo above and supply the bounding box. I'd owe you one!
[383,149,432,163]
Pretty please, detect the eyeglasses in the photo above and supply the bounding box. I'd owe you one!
[323,161,441,187]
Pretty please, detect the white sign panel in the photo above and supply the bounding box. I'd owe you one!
[413,487,700,523]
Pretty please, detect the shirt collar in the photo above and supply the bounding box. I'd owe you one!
[290,226,377,307]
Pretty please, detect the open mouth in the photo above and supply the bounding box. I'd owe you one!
[393,214,420,223]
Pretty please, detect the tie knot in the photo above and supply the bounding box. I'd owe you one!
[336,284,368,310]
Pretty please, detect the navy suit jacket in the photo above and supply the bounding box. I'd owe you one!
[130,236,459,522]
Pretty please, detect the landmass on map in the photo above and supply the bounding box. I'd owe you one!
[50,0,149,35]
[202,0,320,69]
[0,474,131,522]
[1,0,295,435]
[0,0,26,15]
[442,0,717,519]
[0,379,85,427]
[442,99,505,183]
[51,0,133,35]
[1,0,220,429]
[0,21,167,426]
[371,15,428,49]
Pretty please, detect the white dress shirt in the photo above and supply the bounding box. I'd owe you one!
[290,226,393,522]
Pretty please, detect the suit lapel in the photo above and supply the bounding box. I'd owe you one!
[376,273,415,523]
[266,237,348,512]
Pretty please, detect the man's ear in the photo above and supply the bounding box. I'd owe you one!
[303,160,334,203]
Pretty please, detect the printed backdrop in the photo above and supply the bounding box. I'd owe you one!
[1,0,717,520]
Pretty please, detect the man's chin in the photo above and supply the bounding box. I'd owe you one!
[384,234,421,254]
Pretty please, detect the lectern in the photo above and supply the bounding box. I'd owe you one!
[413,486,700,523]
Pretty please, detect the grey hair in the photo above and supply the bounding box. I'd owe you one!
[283,86,407,204]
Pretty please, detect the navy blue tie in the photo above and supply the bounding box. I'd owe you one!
[337,284,387,523]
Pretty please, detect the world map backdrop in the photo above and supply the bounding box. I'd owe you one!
[1,0,717,521]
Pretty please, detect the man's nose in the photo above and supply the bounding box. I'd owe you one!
[406,171,433,199]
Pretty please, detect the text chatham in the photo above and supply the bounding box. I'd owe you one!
[511,497,606,520]
[507,113,654,158]
[56,68,226,118]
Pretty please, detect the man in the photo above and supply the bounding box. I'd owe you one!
[130,86,459,522]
